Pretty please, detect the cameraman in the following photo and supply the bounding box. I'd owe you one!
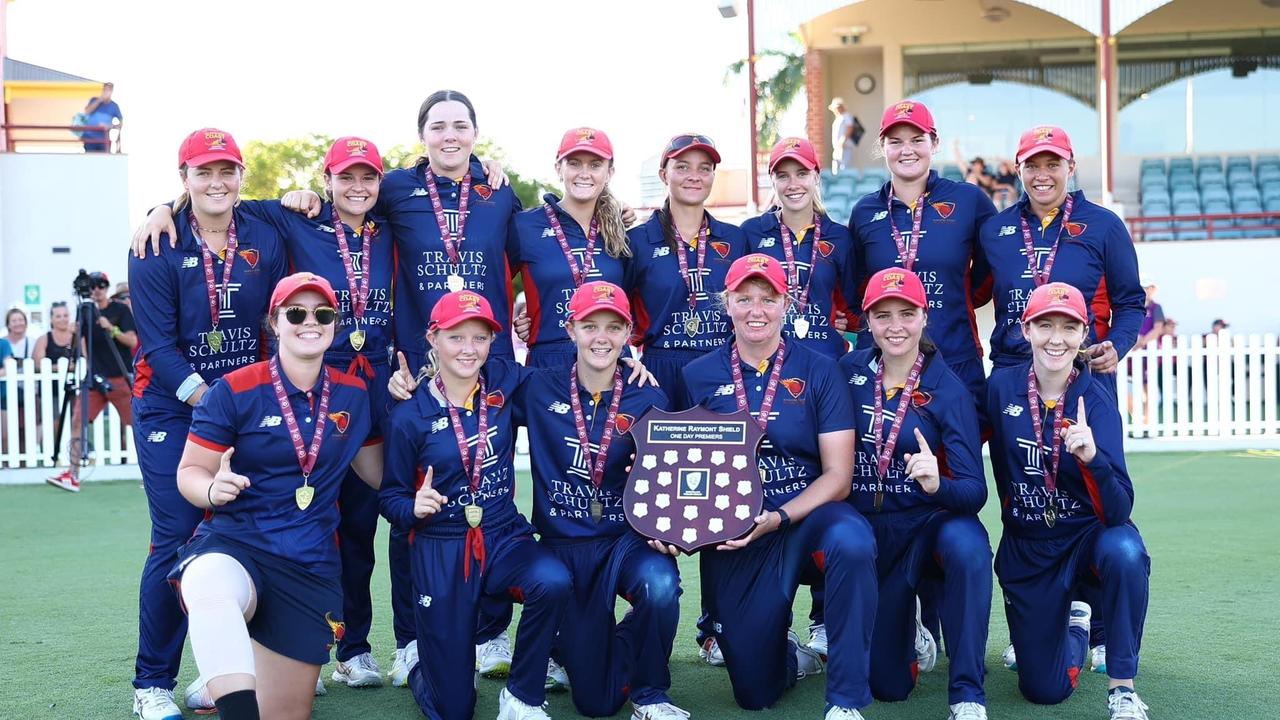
[47,271,137,493]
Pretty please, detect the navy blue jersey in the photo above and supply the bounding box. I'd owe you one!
[381,358,533,537]
[130,206,288,406]
[187,361,375,575]
[979,191,1145,367]
[239,200,394,367]
[511,195,628,353]
[377,158,521,362]
[683,342,854,510]
[839,348,986,517]
[623,212,747,351]
[740,210,857,358]
[512,368,669,539]
[849,172,996,365]
[985,361,1134,540]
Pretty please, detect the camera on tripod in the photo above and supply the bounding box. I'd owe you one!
[72,268,110,299]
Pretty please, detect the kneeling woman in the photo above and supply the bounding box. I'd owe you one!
[986,283,1151,720]
[842,268,992,719]
[380,291,571,720]
[514,281,685,720]
[172,273,383,720]
[683,254,876,719]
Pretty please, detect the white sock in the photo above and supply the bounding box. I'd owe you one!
[181,552,257,681]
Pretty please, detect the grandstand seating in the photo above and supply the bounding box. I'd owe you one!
[1139,154,1280,240]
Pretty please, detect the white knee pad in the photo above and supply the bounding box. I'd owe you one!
[181,552,257,680]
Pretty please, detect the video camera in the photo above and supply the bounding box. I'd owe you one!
[72,268,110,299]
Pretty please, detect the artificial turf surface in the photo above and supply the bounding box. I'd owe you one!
[1,451,1274,719]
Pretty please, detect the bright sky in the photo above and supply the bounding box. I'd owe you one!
[8,0,786,220]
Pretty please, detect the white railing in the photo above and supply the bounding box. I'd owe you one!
[0,357,136,470]
[1117,332,1279,439]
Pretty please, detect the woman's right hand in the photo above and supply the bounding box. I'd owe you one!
[208,448,251,506]
[413,467,447,518]
[513,310,532,343]
[281,190,324,218]
[388,351,420,401]
[646,539,682,557]
[132,205,178,258]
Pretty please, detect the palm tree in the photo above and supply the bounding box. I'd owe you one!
[726,32,806,152]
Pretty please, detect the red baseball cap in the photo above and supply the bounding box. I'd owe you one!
[1016,125,1073,164]
[568,281,632,324]
[662,133,722,165]
[726,253,787,295]
[768,137,819,172]
[862,268,928,311]
[325,136,384,176]
[879,100,936,137]
[557,127,614,162]
[270,272,338,312]
[178,128,243,169]
[1021,282,1088,324]
[429,290,502,332]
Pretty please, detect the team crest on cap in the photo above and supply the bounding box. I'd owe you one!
[325,612,346,648]
[931,201,955,219]
[485,390,505,409]
[1065,221,1087,238]
[710,241,730,258]
[781,378,806,398]
[238,249,260,268]
[328,411,350,434]
[576,128,595,144]
[894,101,916,118]
[747,255,771,271]
[783,137,801,151]
[473,184,493,200]
[616,413,635,434]
[345,139,368,156]
[817,240,834,257]
[1047,285,1072,303]
[592,284,616,301]
[204,131,227,150]
[1033,126,1054,142]
[881,270,907,290]
[457,292,482,311]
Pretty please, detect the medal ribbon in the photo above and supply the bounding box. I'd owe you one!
[1018,194,1075,287]
[673,219,710,321]
[331,206,373,326]
[423,167,472,268]
[544,204,599,288]
[435,373,489,580]
[730,339,786,432]
[1027,365,1079,496]
[190,214,238,331]
[872,351,925,510]
[778,214,822,314]
[268,356,332,480]
[569,365,625,502]
[886,191,926,271]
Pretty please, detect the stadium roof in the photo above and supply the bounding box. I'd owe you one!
[2,58,99,84]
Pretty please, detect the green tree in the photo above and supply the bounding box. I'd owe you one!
[726,32,806,152]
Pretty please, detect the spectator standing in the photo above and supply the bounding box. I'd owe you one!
[112,282,132,310]
[830,98,856,172]
[82,82,123,153]
[1,308,33,453]
[1136,278,1164,350]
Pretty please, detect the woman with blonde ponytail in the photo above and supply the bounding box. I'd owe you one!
[510,127,633,368]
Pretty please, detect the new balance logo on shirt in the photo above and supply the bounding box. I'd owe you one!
[849,374,868,386]
[652,246,670,258]
[430,417,450,433]
[547,402,570,414]
[146,431,168,443]
[714,384,735,396]
[182,256,200,269]
[998,225,1017,237]
[758,237,776,248]
[541,228,556,238]
[1003,404,1024,417]
[259,415,283,427]
[871,210,888,222]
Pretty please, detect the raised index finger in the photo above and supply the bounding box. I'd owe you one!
[913,427,933,454]
[1076,397,1088,426]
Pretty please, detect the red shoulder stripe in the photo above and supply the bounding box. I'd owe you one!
[328,366,368,391]
[187,432,230,453]
[225,362,272,394]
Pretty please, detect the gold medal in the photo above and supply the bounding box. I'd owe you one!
[349,329,366,351]
[1044,505,1057,528]
[464,503,483,528]
[447,274,465,293]
[207,328,224,353]
[793,316,810,339]
[590,500,603,523]
[296,482,315,511]
[684,315,700,335]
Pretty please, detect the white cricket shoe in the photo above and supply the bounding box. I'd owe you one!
[948,701,988,720]
[496,686,551,719]
[183,676,214,710]
[789,629,824,679]
[807,623,828,659]
[132,687,182,720]
[631,700,691,719]
[1002,643,1018,671]
[477,632,514,678]
[697,637,725,667]
[389,643,415,687]
[1091,644,1108,674]
[1108,689,1150,720]
[545,658,570,692]
[333,651,383,687]
[823,705,866,720]
[915,597,938,673]
[315,674,327,696]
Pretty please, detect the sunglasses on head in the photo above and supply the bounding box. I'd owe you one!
[664,133,715,157]
[282,305,337,325]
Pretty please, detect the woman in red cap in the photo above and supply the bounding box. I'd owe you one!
[741,137,858,359]
[682,253,876,719]
[170,272,381,720]
[509,127,632,369]
[985,282,1150,720]
[839,267,992,720]
[624,133,748,406]
[127,128,289,720]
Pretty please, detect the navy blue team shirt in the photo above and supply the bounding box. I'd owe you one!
[683,342,854,510]
[187,361,376,575]
[740,210,857,358]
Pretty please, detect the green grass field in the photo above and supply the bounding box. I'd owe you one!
[2,451,1276,719]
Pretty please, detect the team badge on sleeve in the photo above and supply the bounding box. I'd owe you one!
[237,249,260,269]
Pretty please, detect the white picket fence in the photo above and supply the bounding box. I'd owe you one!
[1116,332,1280,439]
[0,357,136,472]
